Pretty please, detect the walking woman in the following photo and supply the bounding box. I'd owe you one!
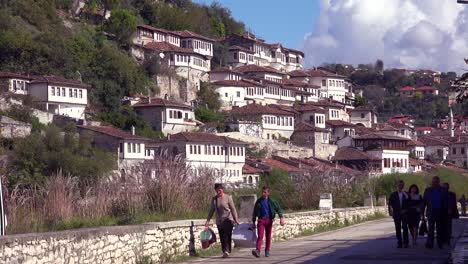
[205,183,240,258]
[407,184,423,245]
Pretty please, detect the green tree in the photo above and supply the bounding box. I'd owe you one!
[105,9,137,47]
[354,95,368,107]
[197,81,221,110]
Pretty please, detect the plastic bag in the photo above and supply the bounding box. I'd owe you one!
[232,223,257,248]
[200,228,216,249]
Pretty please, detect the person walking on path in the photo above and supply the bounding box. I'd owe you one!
[388,180,410,248]
[459,195,467,216]
[422,176,449,249]
[443,182,459,246]
[407,184,423,246]
[205,183,240,258]
[251,186,285,258]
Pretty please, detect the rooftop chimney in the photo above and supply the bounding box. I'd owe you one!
[131,126,135,136]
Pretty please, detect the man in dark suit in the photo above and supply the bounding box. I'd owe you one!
[423,176,449,249]
[442,182,458,246]
[388,180,409,248]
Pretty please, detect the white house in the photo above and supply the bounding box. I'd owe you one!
[348,106,378,128]
[228,103,295,140]
[29,76,89,120]
[353,133,411,174]
[326,120,356,143]
[133,98,198,135]
[448,138,468,168]
[293,104,327,127]
[419,135,450,161]
[407,140,425,160]
[305,69,348,103]
[0,72,33,95]
[209,67,243,82]
[228,46,255,67]
[212,79,265,110]
[152,132,248,184]
[77,125,154,174]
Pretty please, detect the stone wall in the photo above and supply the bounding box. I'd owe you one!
[0,207,387,264]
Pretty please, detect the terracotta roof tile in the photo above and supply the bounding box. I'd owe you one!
[30,76,91,89]
[407,140,425,146]
[137,25,172,34]
[293,104,326,113]
[167,132,248,145]
[399,86,415,92]
[78,125,150,140]
[229,103,295,117]
[142,42,207,58]
[243,164,263,174]
[415,126,434,131]
[354,133,410,141]
[308,69,346,79]
[211,79,264,88]
[332,147,380,161]
[235,65,284,75]
[173,30,215,43]
[210,67,243,74]
[326,120,356,127]
[229,45,254,54]
[288,70,309,77]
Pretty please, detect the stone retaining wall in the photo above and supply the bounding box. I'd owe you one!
[0,207,387,264]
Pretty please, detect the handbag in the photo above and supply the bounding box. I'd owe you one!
[419,220,427,236]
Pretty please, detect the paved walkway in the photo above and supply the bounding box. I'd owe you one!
[183,217,467,264]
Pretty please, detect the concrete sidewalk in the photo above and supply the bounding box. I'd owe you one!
[182,218,467,264]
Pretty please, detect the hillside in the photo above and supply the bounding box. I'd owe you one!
[0,0,244,128]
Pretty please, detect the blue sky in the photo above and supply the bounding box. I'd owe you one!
[193,0,320,49]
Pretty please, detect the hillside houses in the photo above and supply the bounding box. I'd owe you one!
[0,72,89,120]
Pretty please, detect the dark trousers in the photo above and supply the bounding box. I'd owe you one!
[446,216,453,244]
[427,209,445,247]
[393,216,409,246]
[217,220,234,253]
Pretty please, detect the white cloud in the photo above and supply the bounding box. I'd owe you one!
[301,0,468,72]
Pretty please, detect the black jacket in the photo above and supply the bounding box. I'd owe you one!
[422,186,449,218]
[388,191,409,218]
[448,191,459,219]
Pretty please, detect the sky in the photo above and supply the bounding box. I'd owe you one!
[194,0,468,72]
[192,0,320,49]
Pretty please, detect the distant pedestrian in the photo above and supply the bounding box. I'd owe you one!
[407,184,423,246]
[459,195,467,216]
[422,176,449,249]
[388,180,409,248]
[251,186,285,258]
[205,183,240,258]
[442,183,459,246]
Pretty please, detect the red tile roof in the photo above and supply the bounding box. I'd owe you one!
[229,45,254,54]
[332,147,380,161]
[142,42,207,58]
[354,133,410,141]
[229,103,295,117]
[407,140,425,146]
[133,98,192,109]
[174,30,215,43]
[293,104,326,113]
[211,79,264,88]
[30,76,91,89]
[283,79,320,88]
[235,65,284,75]
[288,70,309,78]
[137,25,173,34]
[78,125,150,140]
[243,164,263,174]
[399,86,415,92]
[262,158,305,173]
[308,69,346,79]
[326,120,356,127]
[167,132,247,145]
[418,135,450,146]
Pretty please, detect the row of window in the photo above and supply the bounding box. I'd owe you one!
[321,79,345,87]
[188,145,244,156]
[168,110,190,120]
[265,86,294,97]
[183,39,212,52]
[254,44,271,56]
[330,110,340,118]
[246,87,264,96]
[265,77,282,83]
[175,54,190,63]
[383,158,407,168]
[51,87,84,99]
[452,147,466,155]
[313,115,325,125]
[13,80,27,91]
[415,150,424,157]
[263,115,294,127]
[233,52,253,62]
[192,57,208,68]
[119,143,142,154]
